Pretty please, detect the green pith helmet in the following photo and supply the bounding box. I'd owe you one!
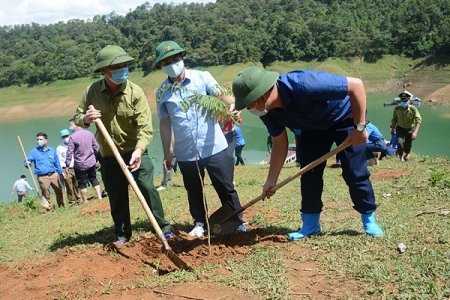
[232,67,279,110]
[93,45,135,72]
[154,41,187,68]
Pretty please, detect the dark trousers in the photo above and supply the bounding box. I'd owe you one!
[235,145,245,165]
[177,149,243,224]
[224,130,237,159]
[99,151,171,240]
[297,128,377,215]
[17,191,28,203]
[160,156,176,187]
[365,138,387,159]
[74,165,99,189]
[395,126,413,156]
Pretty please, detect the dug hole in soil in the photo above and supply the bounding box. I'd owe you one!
[0,169,409,299]
[1,200,289,299]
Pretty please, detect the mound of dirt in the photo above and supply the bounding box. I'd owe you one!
[0,201,369,299]
[370,169,409,181]
[0,225,289,299]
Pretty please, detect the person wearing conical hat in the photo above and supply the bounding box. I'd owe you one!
[391,91,422,162]
[74,45,173,246]
[232,67,384,239]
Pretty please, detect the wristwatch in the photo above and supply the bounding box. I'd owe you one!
[354,123,366,132]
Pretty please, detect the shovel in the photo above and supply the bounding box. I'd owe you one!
[89,105,192,271]
[17,135,51,209]
[209,142,351,236]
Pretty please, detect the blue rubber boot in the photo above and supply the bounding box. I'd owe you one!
[288,213,321,240]
[361,212,383,236]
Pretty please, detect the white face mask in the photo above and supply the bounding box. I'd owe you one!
[248,97,268,117]
[162,60,184,78]
[64,137,69,144]
[248,108,267,117]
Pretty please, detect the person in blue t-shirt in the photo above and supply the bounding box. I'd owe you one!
[365,121,387,166]
[232,67,383,240]
[234,125,246,166]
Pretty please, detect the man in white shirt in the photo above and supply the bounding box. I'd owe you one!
[56,129,81,205]
[11,175,33,203]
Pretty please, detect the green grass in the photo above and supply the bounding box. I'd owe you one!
[2,56,450,298]
[266,56,423,80]
[1,154,449,298]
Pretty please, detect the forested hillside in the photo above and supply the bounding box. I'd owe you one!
[0,0,449,88]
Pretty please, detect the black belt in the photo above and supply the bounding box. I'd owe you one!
[39,172,55,176]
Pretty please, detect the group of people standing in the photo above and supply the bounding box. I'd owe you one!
[13,40,423,246]
[17,119,104,210]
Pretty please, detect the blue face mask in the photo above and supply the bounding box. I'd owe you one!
[69,126,75,132]
[400,102,409,108]
[109,67,129,84]
[162,60,184,78]
[37,141,45,148]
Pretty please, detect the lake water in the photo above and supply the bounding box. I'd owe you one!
[1,92,449,203]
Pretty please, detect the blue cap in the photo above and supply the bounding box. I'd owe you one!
[60,129,70,137]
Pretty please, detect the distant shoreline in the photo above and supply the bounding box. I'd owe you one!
[1,69,449,124]
[0,98,159,123]
[1,91,448,124]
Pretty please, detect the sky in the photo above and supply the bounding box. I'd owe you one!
[0,0,213,27]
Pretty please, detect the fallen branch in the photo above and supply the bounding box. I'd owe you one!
[414,207,449,217]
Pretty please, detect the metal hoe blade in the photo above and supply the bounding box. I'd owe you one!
[90,105,193,271]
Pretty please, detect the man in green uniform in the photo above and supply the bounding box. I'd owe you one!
[74,45,173,245]
[391,92,422,162]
